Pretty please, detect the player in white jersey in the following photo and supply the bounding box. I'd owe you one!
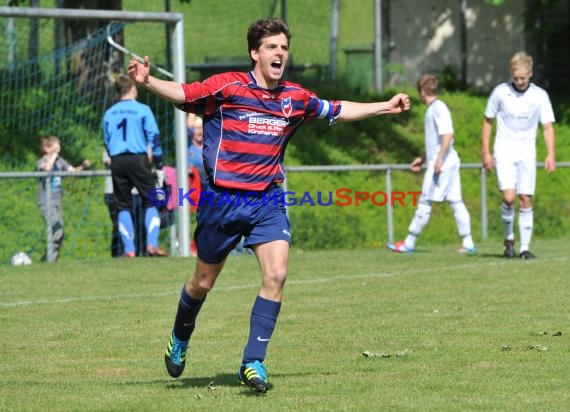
[481,51,556,259]
[387,74,475,254]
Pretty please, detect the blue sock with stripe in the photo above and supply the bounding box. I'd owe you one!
[145,207,160,248]
[173,286,205,341]
[242,295,281,364]
[118,210,135,254]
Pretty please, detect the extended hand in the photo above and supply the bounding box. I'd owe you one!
[128,55,150,85]
[388,93,411,114]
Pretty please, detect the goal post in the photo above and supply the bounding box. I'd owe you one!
[0,6,191,258]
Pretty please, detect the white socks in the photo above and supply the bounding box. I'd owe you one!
[501,203,533,252]
[519,207,533,252]
[405,202,432,249]
[404,201,476,250]
[501,202,515,241]
[451,201,474,249]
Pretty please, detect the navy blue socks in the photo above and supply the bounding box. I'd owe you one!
[242,295,281,364]
[173,286,205,341]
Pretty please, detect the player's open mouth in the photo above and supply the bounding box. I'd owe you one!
[271,60,283,69]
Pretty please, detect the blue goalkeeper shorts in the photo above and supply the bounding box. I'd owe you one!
[194,178,291,264]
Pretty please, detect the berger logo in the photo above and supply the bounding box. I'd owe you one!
[281,97,292,117]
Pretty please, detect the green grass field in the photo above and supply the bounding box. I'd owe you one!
[2,240,569,411]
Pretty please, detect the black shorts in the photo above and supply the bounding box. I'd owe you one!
[111,154,156,211]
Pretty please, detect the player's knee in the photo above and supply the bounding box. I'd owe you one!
[415,202,432,220]
[263,266,288,288]
[450,201,467,215]
[519,195,532,208]
[502,194,516,206]
[187,273,216,296]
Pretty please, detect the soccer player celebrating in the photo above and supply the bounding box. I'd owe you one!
[128,18,410,392]
[481,51,556,259]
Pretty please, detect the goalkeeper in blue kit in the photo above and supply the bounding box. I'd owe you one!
[102,75,167,257]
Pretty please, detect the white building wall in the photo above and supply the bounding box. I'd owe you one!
[387,0,526,91]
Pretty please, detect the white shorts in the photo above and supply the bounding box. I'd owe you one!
[421,162,463,203]
[494,154,536,195]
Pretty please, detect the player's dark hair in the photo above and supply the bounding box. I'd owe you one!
[115,74,135,97]
[417,74,438,96]
[247,18,291,68]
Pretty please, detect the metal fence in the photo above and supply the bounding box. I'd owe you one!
[283,161,570,243]
[0,170,177,264]
[2,162,569,263]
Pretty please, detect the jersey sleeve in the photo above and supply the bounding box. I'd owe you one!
[176,82,213,115]
[144,106,162,154]
[539,91,555,124]
[58,157,72,171]
[484,86,501,119]
[175,73,243,116]
[306,96,342,124]
[434,101,454,135]
[142,106,163,167]
[36,156,47,171]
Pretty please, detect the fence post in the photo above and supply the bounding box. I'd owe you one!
[45,173,54,262]
[385,168,394,243]
[169,224,178,256]
[480,167,487,240]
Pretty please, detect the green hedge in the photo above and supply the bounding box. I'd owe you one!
[2,79,569,260]
[281,78,570,250]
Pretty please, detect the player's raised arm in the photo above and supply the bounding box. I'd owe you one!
[338,93,410,122]
[127,56,186,104]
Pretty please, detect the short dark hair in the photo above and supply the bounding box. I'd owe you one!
[39,135,59,153]
[247,18,291,67]
[417,74,438,96]
[115,74,135,97]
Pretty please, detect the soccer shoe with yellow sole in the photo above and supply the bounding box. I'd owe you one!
[237,360,269,392]
[164,332,188,378]
[386,240,414,254]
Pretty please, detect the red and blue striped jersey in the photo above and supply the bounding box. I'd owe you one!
[176,71,342,190]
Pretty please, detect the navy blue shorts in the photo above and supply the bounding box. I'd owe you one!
[195,179,291,264]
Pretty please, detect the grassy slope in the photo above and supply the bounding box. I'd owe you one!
[2,2,569,259]
[283,86,570,249]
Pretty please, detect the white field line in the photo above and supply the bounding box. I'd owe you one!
[0,257,567,308]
